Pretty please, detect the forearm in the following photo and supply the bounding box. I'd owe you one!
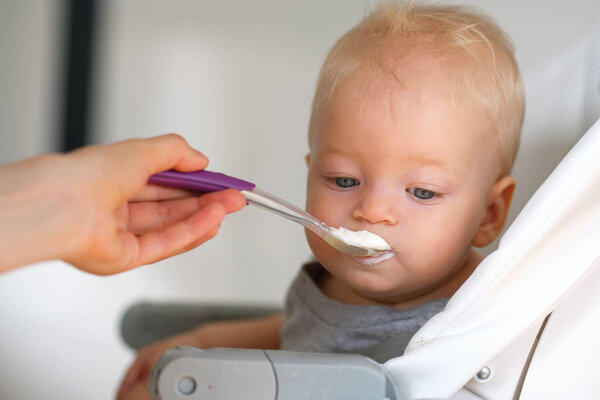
[195,313,284,350]
[0,154,74,272]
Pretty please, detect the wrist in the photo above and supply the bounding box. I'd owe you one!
[0,154,80,271]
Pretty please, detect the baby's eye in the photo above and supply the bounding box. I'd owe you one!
[407,187,436,200]
[333,177,360,188]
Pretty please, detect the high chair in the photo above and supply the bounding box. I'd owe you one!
[120,116,600,399]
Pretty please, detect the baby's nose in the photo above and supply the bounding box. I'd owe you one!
[352,188,399,225]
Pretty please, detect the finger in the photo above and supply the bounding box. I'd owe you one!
[72,134,210,205]
[111,134,209,175]
[207,188,247,213]
[116,359,143,400]
[138,134,209,173]
[127,189,246,234]
[132,202,228,267]
[127,197,201,234]
[118,381,151,400]
[131,184,196,202]
[164,223,222,259]
[134,224,221,263]
[133,185,246,209]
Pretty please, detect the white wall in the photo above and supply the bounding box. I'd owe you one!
[1,1,599,399]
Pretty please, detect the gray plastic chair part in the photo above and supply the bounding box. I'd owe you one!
[266,349,398,400]
[120,302,281,349]
[149,347,398,400]
[149,347,277,400]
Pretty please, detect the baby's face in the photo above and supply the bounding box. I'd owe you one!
[305,74,499,304]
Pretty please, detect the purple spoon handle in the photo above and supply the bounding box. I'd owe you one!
[149,170,256,193]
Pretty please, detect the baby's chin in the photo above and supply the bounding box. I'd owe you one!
[347,279,414,305]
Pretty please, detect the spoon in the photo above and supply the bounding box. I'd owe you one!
[149,170,390,257]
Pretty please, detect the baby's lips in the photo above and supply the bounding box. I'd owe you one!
[354,249,396,265]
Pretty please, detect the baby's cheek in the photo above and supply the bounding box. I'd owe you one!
[309,200,342,227]
[424,233,465,266]
[305,230,329,260]
[305,191,328,218]
[306,229,348,271]
[443,231,475,268]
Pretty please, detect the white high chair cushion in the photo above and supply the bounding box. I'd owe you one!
[518,256,600,399]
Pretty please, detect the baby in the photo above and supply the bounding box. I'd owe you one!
[117,2,524,398]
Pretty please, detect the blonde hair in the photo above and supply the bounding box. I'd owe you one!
[309,1,525,174]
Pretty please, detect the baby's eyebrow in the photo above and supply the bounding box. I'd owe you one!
[317,146,459,176]
[404,158,465,182]
[423,160,454,173]
[403,156,452,172]
[317,144,353,156]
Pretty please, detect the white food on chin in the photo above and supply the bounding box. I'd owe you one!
[354,250,395,265]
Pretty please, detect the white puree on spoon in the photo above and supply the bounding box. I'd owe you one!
[329,226,391,252]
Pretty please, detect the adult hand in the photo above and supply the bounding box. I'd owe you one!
[0,134,246,274]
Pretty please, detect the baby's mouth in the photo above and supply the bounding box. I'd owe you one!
[353,249,395,266]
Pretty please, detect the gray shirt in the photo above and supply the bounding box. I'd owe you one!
[280,262,448,356]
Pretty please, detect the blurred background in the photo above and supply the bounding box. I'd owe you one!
[1,0,599,398]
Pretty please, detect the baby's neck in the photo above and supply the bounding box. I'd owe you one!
[319,249,482,310]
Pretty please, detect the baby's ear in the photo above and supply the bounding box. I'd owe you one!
[472,176,515,247]
[305,153,311,166]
